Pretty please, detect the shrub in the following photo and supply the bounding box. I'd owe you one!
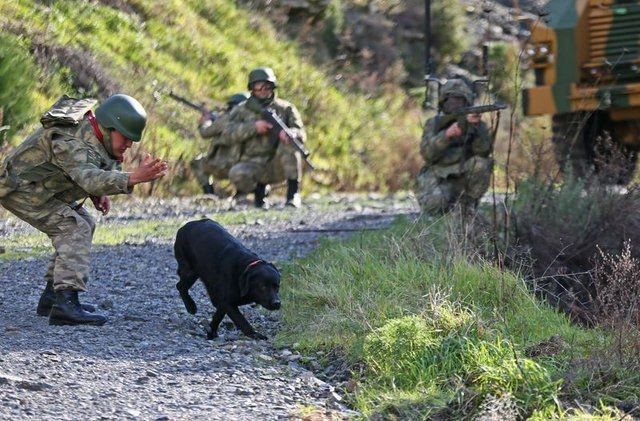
[488,41,522,107]
[0,33,39,144]
[431,0,469,65]
[462,339,560,415]
[510,175,640,323]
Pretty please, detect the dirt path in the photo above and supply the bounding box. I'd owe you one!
[0,194,418,420]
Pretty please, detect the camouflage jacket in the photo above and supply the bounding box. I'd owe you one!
[0,117,131,217]
[222,96,306,164]
[420,115,493,178]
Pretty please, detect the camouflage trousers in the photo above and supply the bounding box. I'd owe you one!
[0,198,95,292]
[190,154,228,186]
[415,156,493,214]
[229,145,302,193]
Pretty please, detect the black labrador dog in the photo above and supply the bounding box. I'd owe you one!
[174,219,281,340]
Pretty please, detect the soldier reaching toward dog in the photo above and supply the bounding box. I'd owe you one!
[0,94,168,326]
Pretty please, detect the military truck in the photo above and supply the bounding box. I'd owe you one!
[522,0,640,183]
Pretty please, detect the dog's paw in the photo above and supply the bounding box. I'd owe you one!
[248,331,268,341]
[206,330,218,340]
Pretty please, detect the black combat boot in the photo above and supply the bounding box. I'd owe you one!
[285,179,302,208]
[254,183,270,209]
[202,183,215,195]
[49,290,107,326]
[37,281,96,316]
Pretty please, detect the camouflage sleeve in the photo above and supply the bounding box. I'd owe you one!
[419,117,449,163]
[470,122,494,157]
[51,135,131,196]
[198,119,220,139]
[221,108,259,144]
[201,113,233,146]
[285,104,306,143]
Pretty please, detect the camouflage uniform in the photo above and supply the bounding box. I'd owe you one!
[0,101,131,292]
[225,96,305,193]
[190,112,241,186]
[416,80,494,213]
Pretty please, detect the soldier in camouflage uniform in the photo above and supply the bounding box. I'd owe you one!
[190,92,250,195]
[224,67,306,208]
[0,94,168,326]
[416,78,494,214]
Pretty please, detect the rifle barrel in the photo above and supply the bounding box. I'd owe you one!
[169,92,204,112]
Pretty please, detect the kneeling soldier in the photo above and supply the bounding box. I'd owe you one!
[0,94,168,326]
[225,67,306,208]
[190,92,249,195]
[416,78,494,214]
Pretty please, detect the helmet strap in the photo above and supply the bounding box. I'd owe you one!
[86,111,120,162]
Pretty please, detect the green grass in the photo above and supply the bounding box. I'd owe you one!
[0,0,421,193]
[278,216,638,418]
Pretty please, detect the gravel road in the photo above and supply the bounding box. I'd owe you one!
[0,194,418,420]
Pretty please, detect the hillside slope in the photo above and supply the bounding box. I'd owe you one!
[0,0,422,194]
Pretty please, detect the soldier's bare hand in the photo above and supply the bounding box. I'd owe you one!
[91,195,110,215]
[467,113,481,124]
[255,120,273,134]
[278,129,290,144]
[199,110,211,125]
[128,153,169,186]
[445,123,463,139]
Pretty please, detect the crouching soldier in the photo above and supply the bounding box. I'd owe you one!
[0,94,168,326]
[416,78,494,214]
[190,92,249,195]
[225,67,306,208]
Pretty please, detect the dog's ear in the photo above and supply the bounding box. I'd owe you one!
[266,262,280,277]
[239,271,252,297]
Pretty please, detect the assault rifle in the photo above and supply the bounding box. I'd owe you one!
[169,91,218,121]
[260,107,315,171]
[435,103,508,134]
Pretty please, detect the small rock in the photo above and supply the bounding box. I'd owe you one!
[257,354,274,362]
[281,349,292,357]
[126,408,141,417]
[99,299,114,310]
[330,390,343,403]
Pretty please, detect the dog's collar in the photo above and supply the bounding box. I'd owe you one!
[242,259,263,276]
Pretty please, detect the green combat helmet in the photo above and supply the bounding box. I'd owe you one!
[439,79,474,109]
[95,94,147,141]
[227,92,250,109]
[248,67,277,89]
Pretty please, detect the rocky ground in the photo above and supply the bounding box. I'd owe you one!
[0,193,418,420]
